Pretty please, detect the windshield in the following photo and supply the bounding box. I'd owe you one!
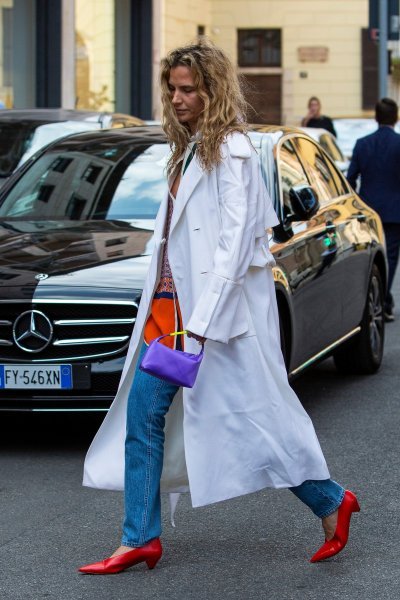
[0,142,170,221]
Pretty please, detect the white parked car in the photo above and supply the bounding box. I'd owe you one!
[333,118,400,159]
[0,109,144,184]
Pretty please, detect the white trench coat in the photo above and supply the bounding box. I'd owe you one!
[83,132,330,507]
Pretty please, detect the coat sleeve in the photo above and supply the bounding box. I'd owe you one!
[347,141,361,190]
[186,134,260,343]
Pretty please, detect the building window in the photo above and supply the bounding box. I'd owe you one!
[75,0,115,111]
[238,29,281,67]
[197,25,205,40]
[2,6,12,87]
[1,3,13,107]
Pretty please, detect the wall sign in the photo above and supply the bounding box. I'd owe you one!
[297,46,329,62]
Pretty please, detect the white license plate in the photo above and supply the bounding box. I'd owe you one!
[0,364,72,389]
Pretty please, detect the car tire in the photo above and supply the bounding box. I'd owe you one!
[333,265,385,374]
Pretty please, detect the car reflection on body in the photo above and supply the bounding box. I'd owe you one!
[0,125,387,411]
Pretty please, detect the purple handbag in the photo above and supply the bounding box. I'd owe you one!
[139,331,204,388]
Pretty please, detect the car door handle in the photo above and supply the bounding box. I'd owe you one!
[322,221,337,250]
[324,222,336,233]
[351,213,367,222]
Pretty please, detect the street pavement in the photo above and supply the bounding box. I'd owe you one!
[1,274,400,600]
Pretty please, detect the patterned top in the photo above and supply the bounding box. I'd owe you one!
[143,191,183,350]
[143,144,197,350]
[155,192,174,295]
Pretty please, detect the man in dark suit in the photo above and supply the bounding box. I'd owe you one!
[347,98,400,321]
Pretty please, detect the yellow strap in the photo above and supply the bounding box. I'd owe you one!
[169,330,187,336]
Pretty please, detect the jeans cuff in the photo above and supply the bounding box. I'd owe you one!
[121,538,143,548]
[318,488,345,519]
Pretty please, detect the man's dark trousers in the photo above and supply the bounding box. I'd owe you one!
[383,223,400,310]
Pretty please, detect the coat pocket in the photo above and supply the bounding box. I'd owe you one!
[250,238,276,268]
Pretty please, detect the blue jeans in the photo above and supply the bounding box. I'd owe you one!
[290,479,344,518]
[122,343,345,547]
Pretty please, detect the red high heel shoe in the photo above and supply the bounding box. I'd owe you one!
[310,490,360,563]
[78,538,162,574]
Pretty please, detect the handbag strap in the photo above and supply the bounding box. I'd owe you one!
[153,331,204,355]
[153,330,186,342]
[171,330,204,355]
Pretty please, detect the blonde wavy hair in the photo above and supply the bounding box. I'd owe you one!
[160,40,248,173]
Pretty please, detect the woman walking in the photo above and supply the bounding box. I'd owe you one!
[79,42,359,575]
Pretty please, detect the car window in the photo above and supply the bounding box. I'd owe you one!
[293,137,339,205]
[318,134,344,162]
[98,144,169,219]
[0,143,170,221]
[302,137,349,197]
[0,122,48,177]
[278,139,310,218]
[319,152,350,197]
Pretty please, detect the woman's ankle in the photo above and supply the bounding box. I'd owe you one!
[322,510,338,541]
[110,545,137,558]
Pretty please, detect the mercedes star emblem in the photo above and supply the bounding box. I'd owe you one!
[13,310,53,353]
[35,273,49,281]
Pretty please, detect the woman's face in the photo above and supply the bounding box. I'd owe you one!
[168,65,204,133]
[309,99,321,116]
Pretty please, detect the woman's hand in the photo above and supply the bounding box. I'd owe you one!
[186,330,207,345]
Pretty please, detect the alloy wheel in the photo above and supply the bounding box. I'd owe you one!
[368,274,384,360]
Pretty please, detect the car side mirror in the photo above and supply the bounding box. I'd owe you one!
[287,185,320,221]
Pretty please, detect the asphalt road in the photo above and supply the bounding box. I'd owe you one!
[1,275,400,600]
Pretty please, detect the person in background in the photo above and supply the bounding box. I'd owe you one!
[347,97,400,322]
[301,96,337,137]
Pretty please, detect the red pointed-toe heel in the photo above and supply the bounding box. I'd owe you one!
[78,538,162,575]
[310,490,360,563]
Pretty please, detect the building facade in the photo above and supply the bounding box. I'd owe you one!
[0,0,395,124]
[156,0,381,125]
[0,0,152,117]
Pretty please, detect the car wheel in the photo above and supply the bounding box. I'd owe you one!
[333,265,385,374]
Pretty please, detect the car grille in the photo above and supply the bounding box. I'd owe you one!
[0,299,138,362]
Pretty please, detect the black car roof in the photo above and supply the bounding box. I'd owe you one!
[13,123,312,158]
[38,123,307,152]
[43,125,168,151]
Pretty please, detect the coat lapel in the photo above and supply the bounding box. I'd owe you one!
[169,155,203,234]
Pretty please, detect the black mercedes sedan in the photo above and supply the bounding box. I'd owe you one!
[0,125,387,411]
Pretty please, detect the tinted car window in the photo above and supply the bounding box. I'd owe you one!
[0,121,50,177]
[294,137,338,204]
[318,133,344,162]
[0,143,170,221]
[278,140,310,217]
[318,152,349,197]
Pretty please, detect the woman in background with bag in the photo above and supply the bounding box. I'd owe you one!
[79,41,359,575]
